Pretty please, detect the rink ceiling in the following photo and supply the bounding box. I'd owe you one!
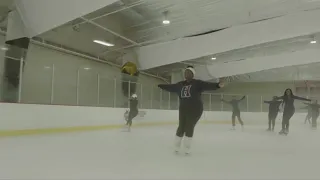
[24,0,320,83]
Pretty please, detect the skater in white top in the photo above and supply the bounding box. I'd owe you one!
[124,94,138,132]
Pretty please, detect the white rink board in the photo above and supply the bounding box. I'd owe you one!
[0,103,307,131]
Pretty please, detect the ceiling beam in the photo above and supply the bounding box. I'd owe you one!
[14,0,118,37]
[137,9,320,70]
[204,48,320,79]
[74,1,146,27]
[80,16,141,46]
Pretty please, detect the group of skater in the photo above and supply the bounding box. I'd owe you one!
[263,90,320,135]
[123,65,320,155]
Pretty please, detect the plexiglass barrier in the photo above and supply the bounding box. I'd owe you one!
[0,54,313,113]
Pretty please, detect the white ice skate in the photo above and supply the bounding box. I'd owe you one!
[279,129,286,136]
[183,137,192,155]
[174,136,182,154]
[122,124,131,132]
[230,126,236,131]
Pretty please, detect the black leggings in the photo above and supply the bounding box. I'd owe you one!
[312,113,319,128]
[232,111,243,126]
[176,108,203,138]
[126,110,138,126]
[305,113,311,124]
[268,112,278,130]
[282,108,295,130]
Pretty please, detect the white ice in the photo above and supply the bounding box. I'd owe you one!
[1,122,320,180]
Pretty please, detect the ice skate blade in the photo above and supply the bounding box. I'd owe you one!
[121,128,130,132]
[279,133,287,136]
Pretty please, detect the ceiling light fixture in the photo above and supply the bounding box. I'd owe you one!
[211,57,217,60]
[1,47,8,51]
[93,40,114,47]
[162,11,170,25]
[162,20,170,25]
[310,40,317,44]
[84,67,91,70]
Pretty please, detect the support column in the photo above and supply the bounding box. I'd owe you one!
[2,10,30,102]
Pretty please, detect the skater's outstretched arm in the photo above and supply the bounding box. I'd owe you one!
[311,103,320,109]
[300,105,308,109]
[198,80,223,91]
[293,95,311,101]
[221,99,231,104]
[158,83,180,93]
[264,101,272,104]
[237,96,246,102]
[274,96,284,100]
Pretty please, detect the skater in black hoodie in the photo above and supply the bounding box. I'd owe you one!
[301,104,312,124]
[264,97,282,132]
[303,100,320,129]
[158,66,225,154]
[275,89,311,135]
[221,96,246,130]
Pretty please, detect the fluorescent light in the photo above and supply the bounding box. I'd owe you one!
[310,40,317,44]
[1,47,8,51]
[84,67,91,70]
[162,20,170,25]
[44,66,51,69]
[211,57,217,60]
[93,40,114,47]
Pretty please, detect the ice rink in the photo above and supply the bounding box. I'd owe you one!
[1,121,320,180]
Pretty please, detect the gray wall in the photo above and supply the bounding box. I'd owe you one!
[20,44,165,108]
[207,81,309,112]
[0,34,312,112]
[216,82,294,95]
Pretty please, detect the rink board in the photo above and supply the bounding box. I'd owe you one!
[0,103,307,137]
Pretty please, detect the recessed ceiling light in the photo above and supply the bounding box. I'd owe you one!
[1,47,8,51]
[211,57,217,60]
[93,40,114,47]
[162,20,170,25]
[310,40,317,44]
[44,66,51,69]
[84,67,91,70]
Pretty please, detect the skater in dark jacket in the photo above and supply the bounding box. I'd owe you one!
[303,101,320,129]
[301,104,312,124]
[124,94,139,132]
[221,96,245,130]
[158,66,225,154]
[275,88,311,135]
[264,97,282,132]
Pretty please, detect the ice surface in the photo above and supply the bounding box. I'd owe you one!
[1,121,320,180]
